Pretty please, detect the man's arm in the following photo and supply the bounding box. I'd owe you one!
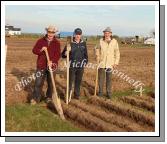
[114,41,120,65]
[32,39,44,55]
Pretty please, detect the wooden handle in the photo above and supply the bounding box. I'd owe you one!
[44,48,65,120]
[67,36,72,43]
[94,66,99,96]
[69,90,73,103]
[66,36,72,104]
[43,47,50,62]
[66,50,69,104]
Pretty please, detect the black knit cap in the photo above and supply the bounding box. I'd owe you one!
[74,28,82,35]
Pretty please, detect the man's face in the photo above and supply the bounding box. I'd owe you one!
[104,32,112,39]
[47,30,55,40]
[75,34,82,41]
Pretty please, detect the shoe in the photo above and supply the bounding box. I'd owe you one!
[45,97,52,104]
[98,92,103,97]
[30,99,37,105]
[106,93,112,99]
[74,95,80,100]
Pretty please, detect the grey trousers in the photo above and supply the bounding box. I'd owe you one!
[98,68,112,95]
[32,69,56,102]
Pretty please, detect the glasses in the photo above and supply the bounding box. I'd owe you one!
[47,31,55,34]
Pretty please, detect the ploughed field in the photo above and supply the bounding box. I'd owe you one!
[5,37,155,132]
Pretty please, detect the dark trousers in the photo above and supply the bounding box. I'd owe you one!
[98,68,112,95]
[69,68,84,98]
[32,69,55,102]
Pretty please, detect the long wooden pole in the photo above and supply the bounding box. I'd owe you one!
[94,63,99,96]
[44,48,65,120]
[94,37,99,96]
[66,47,69,104]
[68,90,73,103]
[66,36,72,104]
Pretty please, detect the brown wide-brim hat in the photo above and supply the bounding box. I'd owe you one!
[45,25,58,33]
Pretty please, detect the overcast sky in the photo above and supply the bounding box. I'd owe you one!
[5,5,155,36]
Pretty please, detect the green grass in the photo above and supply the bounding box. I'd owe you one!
[98,86,154,100]
[6,104,81,132]
[79,86,154,102]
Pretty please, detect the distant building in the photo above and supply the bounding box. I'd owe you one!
[5,25,21,36]
[144,37,155,45]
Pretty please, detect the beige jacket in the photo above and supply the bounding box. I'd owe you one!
[95,38,120,68]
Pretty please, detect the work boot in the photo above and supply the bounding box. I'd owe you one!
[30,99,37,105]
[74,95,80,100]
[98,92,103,97]
[45,97,52,104]
[106,92,112,99]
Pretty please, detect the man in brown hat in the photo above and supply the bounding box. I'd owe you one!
[95,27,120,99]
[31,25,61,105]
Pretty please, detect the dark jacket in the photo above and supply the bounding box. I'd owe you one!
[62,40,88,68]
[32,35,61,70]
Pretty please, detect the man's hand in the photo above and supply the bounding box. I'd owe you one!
[40,47,47,52]
[67,45,71,52]
[48,60,52,68]
[64,51,68,56]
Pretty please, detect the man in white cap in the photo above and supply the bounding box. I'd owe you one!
[31,25,61,105]
[95,27,120,99]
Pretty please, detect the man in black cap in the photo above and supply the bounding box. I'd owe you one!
[62,28,88,100]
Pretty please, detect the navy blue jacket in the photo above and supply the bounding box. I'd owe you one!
[62,40,88,68]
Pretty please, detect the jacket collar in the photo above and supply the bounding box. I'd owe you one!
[103,36,113,41]
[72,37,84,44]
